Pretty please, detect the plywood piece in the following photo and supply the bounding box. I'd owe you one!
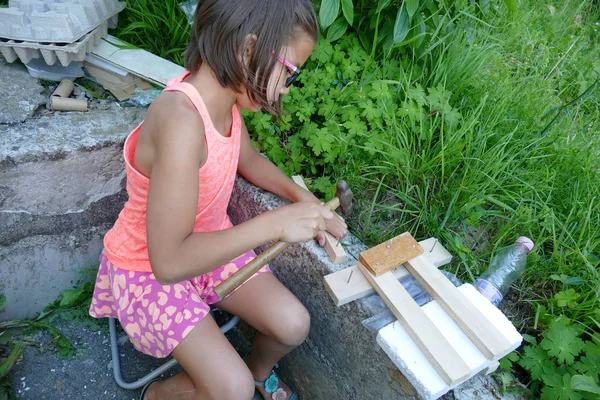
[291,175,347,264]
[482,361,500,375]
[357,263,471,386]
[404,256,513,360]
[359,232,424,276]
[323,238,452,306]
[90,35,185,87]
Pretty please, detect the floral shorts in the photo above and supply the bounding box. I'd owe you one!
[89,250,270,358]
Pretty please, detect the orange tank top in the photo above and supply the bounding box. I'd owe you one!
[103,72,242,272]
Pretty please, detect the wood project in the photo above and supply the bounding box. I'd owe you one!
[404,256,514,359]
[359,232,424,276]
[357,262,471,386]
[291,175,347,264]
[326,232,521,396]
[323,238,452,306]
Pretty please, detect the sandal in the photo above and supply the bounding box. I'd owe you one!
[254,367,298,400]
[139,379,159,400]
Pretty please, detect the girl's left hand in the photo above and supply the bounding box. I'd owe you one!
[316,212,348,247]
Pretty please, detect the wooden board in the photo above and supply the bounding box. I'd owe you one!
[291,175,347,264]
[404,256,514,360]
[323,238,452,306]
[357,263,472,386]
[91,35,185,87]
[359,232,424,276]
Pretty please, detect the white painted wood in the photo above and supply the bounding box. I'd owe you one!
[90,35,185,87]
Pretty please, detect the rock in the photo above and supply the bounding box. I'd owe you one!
[0,61,46,124]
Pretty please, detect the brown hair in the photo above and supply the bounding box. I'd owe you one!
[184,0,319,117]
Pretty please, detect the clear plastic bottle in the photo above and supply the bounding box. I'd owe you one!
[399,270,463,306]
[476,236,534,306]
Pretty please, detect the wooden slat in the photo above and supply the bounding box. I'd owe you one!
[404,256,514,360]
[291,175,347,264]
[323,238,451,306]
[357,263,472,386]
[91,35,185,87]
[359,232,424,276]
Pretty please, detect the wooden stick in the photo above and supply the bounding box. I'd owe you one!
[404,256,514,360]
[214,197,340,299]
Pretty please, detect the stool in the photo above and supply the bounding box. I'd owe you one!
[108,308,240,389]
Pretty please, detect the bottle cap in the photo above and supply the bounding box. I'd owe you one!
[516,236,534,253]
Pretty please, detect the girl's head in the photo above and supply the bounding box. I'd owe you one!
[184,0,319,117]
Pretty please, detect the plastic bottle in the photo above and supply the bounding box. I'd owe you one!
[476,236,534,306]
[399,270,463,306]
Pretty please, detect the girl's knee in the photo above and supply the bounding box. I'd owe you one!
[274,304,311,347]
[206,366,255,400]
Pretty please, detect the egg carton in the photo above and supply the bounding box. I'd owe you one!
[0,21,107,66]
[0,0,125,43]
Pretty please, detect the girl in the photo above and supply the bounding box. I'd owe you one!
[89,1,347,399]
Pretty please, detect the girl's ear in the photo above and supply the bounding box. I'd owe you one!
[241,34,258,67]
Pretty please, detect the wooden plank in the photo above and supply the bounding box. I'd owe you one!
[90,35,186,87]
[291,175,347,264]
[357,263,472,386]
[359,232,424,276]
[323,238,451,306]
[404,256,514,360]
[483,361,500,375]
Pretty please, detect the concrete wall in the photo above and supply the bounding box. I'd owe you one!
[0,101,145,320]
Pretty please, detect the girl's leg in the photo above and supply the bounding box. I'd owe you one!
[215,273,310,399]
[144,313,255,400]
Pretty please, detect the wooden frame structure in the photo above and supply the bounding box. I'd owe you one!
[323,232,519,389]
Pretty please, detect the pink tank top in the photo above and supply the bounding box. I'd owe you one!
[103,72,242,272]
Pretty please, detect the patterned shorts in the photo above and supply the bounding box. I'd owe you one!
[89,250,270,358]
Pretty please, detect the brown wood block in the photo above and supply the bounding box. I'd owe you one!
[323,237,452,306]
[359,232,424,276]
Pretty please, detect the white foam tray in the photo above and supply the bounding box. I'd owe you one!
[376,284,523,400]
[0,22,108,66]
[0,0,125,43]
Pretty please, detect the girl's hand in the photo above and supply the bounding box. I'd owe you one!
[316,213,348,247]
[271,202,334,243]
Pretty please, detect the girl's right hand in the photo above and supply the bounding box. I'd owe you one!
[270,202,334,243]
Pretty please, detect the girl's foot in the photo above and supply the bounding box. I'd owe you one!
[254,370,296,400]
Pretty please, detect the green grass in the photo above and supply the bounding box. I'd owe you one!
[115,0,191,66]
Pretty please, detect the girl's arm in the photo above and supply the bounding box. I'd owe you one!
[145,95,332,285]
[237,116,347,243]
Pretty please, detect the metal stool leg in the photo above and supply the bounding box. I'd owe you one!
[109,311,240,390]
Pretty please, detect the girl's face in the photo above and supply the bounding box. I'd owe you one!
[237,34,315,111]
[266,35,315,105]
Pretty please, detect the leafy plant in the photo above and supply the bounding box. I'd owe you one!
[0,268,100,399]
[501,317,600,399]
[116,0,191,65]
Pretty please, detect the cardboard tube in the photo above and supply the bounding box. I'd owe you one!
[52,79,74,98]
[51,97,88,112]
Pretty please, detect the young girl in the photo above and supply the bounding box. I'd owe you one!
[89,1,347,399]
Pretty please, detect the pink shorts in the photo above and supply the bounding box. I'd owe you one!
[89,250,270,358]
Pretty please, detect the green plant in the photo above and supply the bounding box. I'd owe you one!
[116,0,191,65]
[314,0,509,59]
[499,317,600,399]
[0,268,101,399]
